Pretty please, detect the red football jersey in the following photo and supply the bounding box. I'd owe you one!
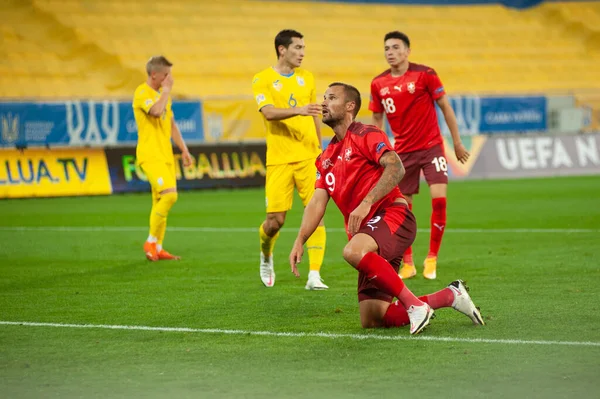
[316,122,403,232]
[369,62,445,154]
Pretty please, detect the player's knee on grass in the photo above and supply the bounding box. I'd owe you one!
[360,317,380,329]
[359,300,387,328]
[360,313,383,329]
[264,213,285,236]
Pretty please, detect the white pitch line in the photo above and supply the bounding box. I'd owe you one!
[0,226,597,233]
[0,321,599,347]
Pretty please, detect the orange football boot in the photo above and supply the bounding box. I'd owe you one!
[399,263,417,279]
[157,249,181,261]
[144,241,158,261]
[423,257,437,280]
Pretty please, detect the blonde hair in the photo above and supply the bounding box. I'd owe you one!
[146,56,173,75]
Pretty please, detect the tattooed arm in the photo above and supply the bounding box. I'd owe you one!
[363,151,405,205]
[347,151,405,235]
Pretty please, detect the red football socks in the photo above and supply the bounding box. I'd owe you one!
[403,202,414,264]
[422,287,454,310]
[382,300,410,327]
[382,288,454,328]
[356,252,424,308]
[428,197,447,258]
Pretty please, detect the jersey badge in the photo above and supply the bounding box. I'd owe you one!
[296,76,305,86]
[407,82,416,94]
[344,148,352,161]
[380,87,390,96]
[256,94,266,104]
[273,80,282,91]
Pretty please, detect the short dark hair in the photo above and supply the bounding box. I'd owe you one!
[274,29,303,58]
[329,82,362,118]
[146,55,173,75]
[384,31,410,48]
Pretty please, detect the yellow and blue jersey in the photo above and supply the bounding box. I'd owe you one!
[252,67,320,166]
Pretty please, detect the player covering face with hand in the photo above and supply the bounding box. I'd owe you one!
[133,56,193,262]
[290,83,484,333]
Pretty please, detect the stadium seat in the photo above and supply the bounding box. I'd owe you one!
[1,0,599,100]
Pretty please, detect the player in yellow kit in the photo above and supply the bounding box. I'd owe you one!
[252,29,327,290]
[133,56,193,261]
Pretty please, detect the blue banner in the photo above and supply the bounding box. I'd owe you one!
[479,96,547,133]
[0,100,204,148]
[436,95,547,136]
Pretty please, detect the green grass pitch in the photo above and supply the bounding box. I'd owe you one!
[1,175,599,398]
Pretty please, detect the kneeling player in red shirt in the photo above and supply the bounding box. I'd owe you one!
[289,83,484,333]
[370,31,470,280]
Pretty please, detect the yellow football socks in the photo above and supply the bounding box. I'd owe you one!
[149,192,178,242]
[148,191,160,242]
[157,216,167,250]
[306,225,326,272]
[259,223,279,257]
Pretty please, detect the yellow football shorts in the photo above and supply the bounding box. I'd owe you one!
[140,162,177,193]
[265,158,317,213]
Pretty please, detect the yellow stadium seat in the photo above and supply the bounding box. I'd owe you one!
[1,0,599,99]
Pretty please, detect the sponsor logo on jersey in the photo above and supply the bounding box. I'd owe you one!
[256,94,266,104]
[376,142,386,153]
[435,86,444,94]
[394,85,402,92]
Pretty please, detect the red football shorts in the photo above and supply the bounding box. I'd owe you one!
[356,203,417,303]
[398,144,448,195]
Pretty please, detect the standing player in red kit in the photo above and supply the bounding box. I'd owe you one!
[289,83,484,333]
[370,31,470,280]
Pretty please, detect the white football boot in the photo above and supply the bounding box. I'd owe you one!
[305,271,329,291]
[448,280,485,325]
[407,303,435,335]
[260,253,275,288]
